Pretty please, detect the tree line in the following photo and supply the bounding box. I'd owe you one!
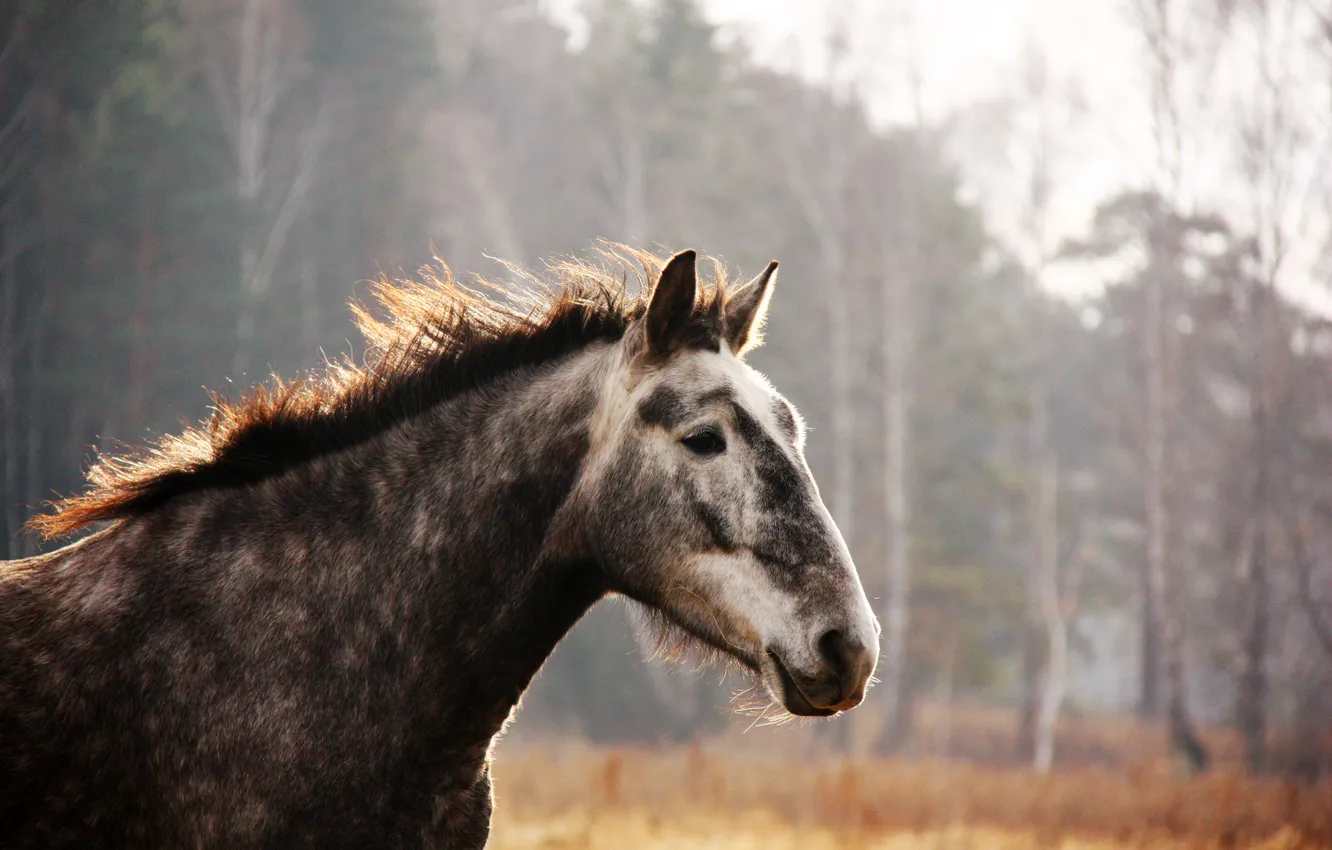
[3,0,1331,776]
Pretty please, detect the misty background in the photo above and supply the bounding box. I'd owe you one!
[3,0,1332,777]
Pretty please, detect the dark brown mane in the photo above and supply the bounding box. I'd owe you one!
[29,245,734,539]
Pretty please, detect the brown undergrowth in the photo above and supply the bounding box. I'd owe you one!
[489,739,1332,849]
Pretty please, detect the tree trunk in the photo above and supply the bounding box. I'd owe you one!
[1144,265,1168,724]
[1237,292,1273,775]
[772,92,856,752]
[191,0,330,380]
[1237,513,1268,774]
[1034,453,1065,773]
[1027,370,1077,774]
[1138,558,1162,717]
[1015,624,1041,761]
[879,259,911,754]
[1020,361,1051,761]
[824,238,853,547]
[229,0,266,380]
[1145,263,1208,772]
[616,103,648,247]
[821,239,854,755]
[1291,518,1332,662]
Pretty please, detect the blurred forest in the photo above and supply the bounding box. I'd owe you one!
[4,0,1332,781]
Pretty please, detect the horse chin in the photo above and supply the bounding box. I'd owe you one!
[761,650,838,718]
[629,599,761,675]
[630,602,853,720]
[633,604,839,719]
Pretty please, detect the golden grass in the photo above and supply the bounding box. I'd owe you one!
[488,743,1332,850]
[871,701,1255,770]
[490,807,1215,850]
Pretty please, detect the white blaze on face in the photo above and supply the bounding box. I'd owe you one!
[667,347,879,678]
[585,328,879,713]
[683,550,794,657]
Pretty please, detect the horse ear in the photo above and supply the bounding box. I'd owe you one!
[724,260,778,355]
[644,249,699,358]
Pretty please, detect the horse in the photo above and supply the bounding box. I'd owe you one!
[0,246,879,848]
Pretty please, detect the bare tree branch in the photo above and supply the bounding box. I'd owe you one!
[248,92,335,298]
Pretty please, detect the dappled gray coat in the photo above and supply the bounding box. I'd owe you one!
[0,247,878,848]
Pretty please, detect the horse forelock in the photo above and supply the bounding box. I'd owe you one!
[29,245,738,539]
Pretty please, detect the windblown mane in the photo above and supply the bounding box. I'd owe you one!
[30,245,734,539]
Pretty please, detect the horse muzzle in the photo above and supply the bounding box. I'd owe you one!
[764,628,877,717]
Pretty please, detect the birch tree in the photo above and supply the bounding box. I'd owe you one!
[1004,39,1081,763]
[1129,0,1226,771]
[784,0,925,753]
[1290,517,1332,662]
[770,5,861,555]
[875,2,925,755]
[1212,0,1328,773]
[1031,457,1093,772]
[580,1,657,246]
[1015,47,1092,770]
[184,0,337,379]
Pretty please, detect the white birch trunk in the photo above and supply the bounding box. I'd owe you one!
[590,97,649,248]
[880,257,911,749]
[1032,451,1063,773]
[1143,258,1172,721]
[616,103,649,247]
[770,56,856,751]
[824,238,853,546]
[772,100,853,543]
[188,0,332,379]
[873,6,926,751]
[1131,0,1212,769]
[1145,255,1206,769]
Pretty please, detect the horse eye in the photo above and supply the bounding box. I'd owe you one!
[681,428,726,456]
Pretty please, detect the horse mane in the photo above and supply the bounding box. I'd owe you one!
[29,245,735,539]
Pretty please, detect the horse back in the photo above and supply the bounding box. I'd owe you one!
[1,531,175,846]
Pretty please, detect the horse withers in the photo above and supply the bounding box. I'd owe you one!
[0,247,879,848]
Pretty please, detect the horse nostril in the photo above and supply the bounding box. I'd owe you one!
[816,629,852,684]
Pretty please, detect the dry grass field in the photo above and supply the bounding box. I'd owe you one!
[489,707,1332,849]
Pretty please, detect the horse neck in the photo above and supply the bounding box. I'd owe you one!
[217,343,612,749]
[381,345,611,735]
